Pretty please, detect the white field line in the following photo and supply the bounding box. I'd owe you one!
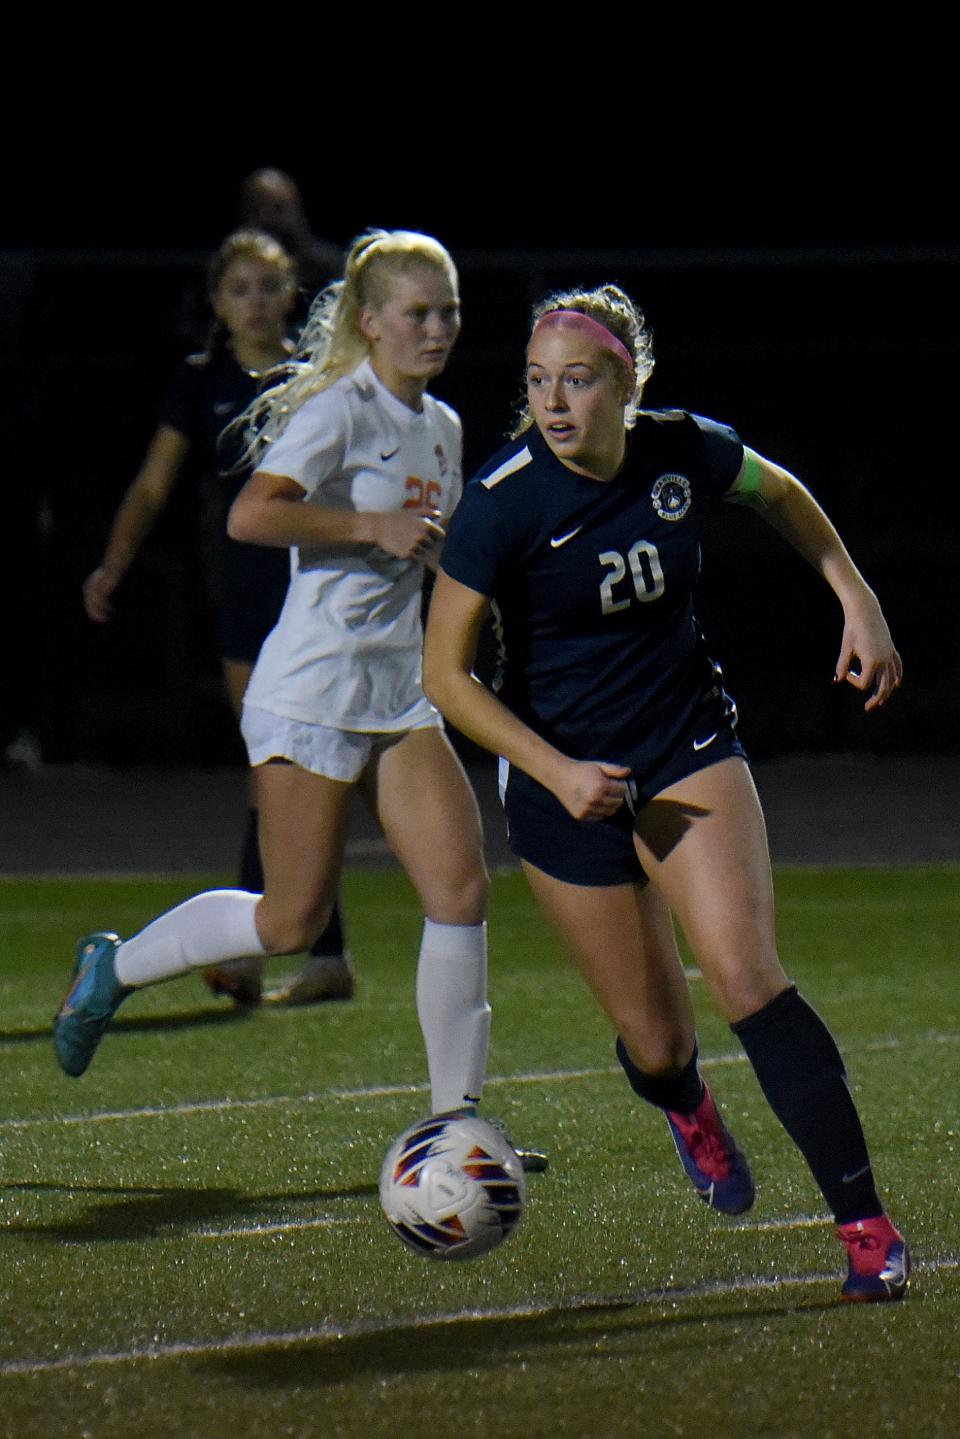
[25,1209,830,1247]
[33,1209,832,1247]
[1,1254,956,1378]
[195,1216,359,1240]
[0,1063,672,1131]
[732,1215,832,1232]
[201,1212,835,1245]
[2,1033,957,1133]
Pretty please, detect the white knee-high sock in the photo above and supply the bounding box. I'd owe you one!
[416,920,490,1112]
[114,890,265,987]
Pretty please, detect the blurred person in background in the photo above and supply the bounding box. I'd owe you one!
[82,229,353,1006]
[239,168,343,300]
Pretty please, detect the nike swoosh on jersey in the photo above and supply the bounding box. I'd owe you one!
[693,733,718,751]
[550,526,583,548]
[380,446,400,461]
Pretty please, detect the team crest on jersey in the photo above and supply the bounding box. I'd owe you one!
[651,473,692,522]
[434,442,448,477]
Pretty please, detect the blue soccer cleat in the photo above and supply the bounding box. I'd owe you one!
[665,1082,755,1215]
[837,1215,911,1302]
[53,932,132,1077]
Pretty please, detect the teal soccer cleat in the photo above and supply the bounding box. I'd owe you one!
[53,932,132,1077]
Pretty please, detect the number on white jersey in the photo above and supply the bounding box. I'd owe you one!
[404,476,442,511]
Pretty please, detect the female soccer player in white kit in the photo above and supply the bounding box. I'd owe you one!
[54,230,492,1122]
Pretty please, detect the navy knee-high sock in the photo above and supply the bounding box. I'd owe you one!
[616,1037,704,1113]
[310,901,345,959]
[732,985,882,1224]
[238,808,346,960]
[239,809,263,893]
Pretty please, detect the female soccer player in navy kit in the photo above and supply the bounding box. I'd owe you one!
[56,231,495,1127]
[82,228,351,1006]
[423,284,909,1302]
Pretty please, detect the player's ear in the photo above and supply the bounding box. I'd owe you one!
[359,305,380,344]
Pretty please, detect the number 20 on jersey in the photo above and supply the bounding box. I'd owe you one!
[599,540,665,614]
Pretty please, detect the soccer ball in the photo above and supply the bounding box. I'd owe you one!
[379,1112,526,1261]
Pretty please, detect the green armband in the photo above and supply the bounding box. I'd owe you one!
[727,448,768,510]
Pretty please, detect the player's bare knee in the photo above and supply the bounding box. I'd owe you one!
[463,865,490,914]
[452,866,490,923]
[424,861,488,926]
[618,1027,692,1077]
[703,961,788,1024]
[724,974,794,1026]
[256,901,331,956]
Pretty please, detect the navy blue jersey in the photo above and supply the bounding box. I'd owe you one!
[441,410,743,765]
[158,347,290,663]
[159,346,260,484]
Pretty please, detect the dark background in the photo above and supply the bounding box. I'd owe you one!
[3,153,957,768]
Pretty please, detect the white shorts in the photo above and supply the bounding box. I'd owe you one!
[241,705,442,783]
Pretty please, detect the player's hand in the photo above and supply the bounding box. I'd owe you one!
[83,566,121,623]
[834,598,903,711]
[553,760,631,822]
[370,508,445,561]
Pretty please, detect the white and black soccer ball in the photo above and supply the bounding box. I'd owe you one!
[379,1112,526,1261]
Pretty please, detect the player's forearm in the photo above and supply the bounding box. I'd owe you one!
[761,475,877,615]
[100,485,165,577]
[228,495,380,550]
[99,427,189,578]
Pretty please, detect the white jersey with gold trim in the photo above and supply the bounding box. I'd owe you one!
[243,360,462,731]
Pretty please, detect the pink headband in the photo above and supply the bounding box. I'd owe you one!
[531,309,635,372]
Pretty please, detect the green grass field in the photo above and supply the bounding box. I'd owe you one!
[1,868,957,1439]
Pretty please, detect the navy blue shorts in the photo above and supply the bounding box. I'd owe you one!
[501,689,748,887]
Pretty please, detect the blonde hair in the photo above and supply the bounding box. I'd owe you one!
[205,229,296,354]
[513,283,654,435]
[241,228,458,459]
